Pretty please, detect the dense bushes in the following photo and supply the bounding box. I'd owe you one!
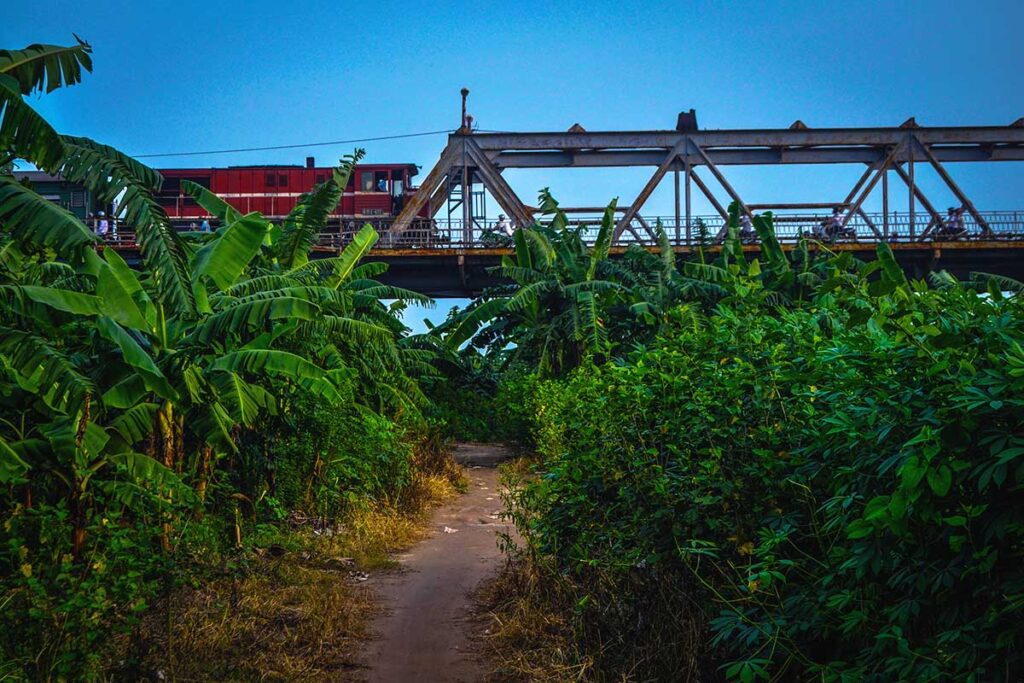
[507,281,1024,680]
[442,193,1024,680]
[0,38,448,678]
[0,500,171,679]
[238,389,412,518]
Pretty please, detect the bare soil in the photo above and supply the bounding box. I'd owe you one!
[358,443,516,682]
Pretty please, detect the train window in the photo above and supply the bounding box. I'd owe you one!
[374,171,388,192]
[278,174,288,187]
[360,171,374,192]
[183,176,211,189]
[161,177,181,194]
[391,169,404,196]
[71,191,86,208]
[266,173,276,187]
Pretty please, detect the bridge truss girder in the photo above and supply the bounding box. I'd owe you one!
[392,123,1024,243]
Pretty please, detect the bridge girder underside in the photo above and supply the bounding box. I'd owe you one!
[345,243,1024,298]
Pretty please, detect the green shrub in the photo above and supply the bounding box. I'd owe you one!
[512,287,1024,681]
[237,388,413,519]
[0,501,170,679]
[423,360,536,444]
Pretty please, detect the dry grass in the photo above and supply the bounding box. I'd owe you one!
[475,556,594,683]
[130,452,467,682]
[476,462,707,683]
[319,469,464,569]
[473,461,594,682]
[135,552,374,682]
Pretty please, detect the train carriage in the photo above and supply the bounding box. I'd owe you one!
[154,157,424,227]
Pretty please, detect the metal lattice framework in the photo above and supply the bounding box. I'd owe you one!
[392,117,1024,244]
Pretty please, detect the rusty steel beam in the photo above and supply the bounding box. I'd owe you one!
[858,209,879,236]
[470,126,1024,151]
[488,145,1024,168]
[839,159,888,237]
[428,181,449,218]
[908,138,916,238]
[613,141,686,240]
[841,142,905,231]
[463,138,534,226]
[501,147,1021,167]
[392,142,461,234]
[689,168,729,221]
[842,162,877,208]
[891,162,943,232]
[912,135,993,235]
[687,141,750,238]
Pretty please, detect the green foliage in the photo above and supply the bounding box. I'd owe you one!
[508,267,1024,680]
[238,386,413,519]
[421,350,534,443]
[0,36,439,677]
[1,499,172,680]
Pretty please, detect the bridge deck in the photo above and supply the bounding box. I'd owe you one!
[100,210,1024,297]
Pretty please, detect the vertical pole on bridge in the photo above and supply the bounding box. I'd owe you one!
[908,137,916,240]
[674,165,681,243]
[461,140,471,247]
[882,167,889,239]
[684,144,692,244]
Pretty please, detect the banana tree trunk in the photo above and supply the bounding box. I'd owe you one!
[71,395,91,558]
[69,484,86,558]
[195,444,213,502]
[158,402,176,552]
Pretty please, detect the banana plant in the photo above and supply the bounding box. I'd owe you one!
[182,157,436,414]
[436,190,628,376]
[0,39,350,553]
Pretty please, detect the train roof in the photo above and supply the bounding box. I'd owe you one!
[13,171,66,182]
[158,162,420,175]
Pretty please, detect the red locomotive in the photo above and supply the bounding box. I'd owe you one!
[155,156,424,227]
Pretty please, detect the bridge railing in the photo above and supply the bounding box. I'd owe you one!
[97,211,1024,251]
[354,211,1024,249]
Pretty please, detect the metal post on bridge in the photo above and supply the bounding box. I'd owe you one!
[684,149,692,244]
[882,168,889,239]
[461,144,471,247]
[908,137,916,240]
[674,165,681,243]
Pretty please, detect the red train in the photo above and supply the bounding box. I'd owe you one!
[155,157,425,226]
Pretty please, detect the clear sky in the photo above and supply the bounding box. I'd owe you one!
[5,0,1023,328]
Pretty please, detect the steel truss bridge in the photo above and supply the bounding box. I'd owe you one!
[109,117,1024,296]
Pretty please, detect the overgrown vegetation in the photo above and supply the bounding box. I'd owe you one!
[444,195,1024,680]
[0,38,458,680]
[5,34,1024,683]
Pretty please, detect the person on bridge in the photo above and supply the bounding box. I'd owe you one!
[97,211,109,238]
[812,209,839,242]
[828,207,845,236]
[739,214,756,242]
[496,214,514,237]
[943,206,966,238]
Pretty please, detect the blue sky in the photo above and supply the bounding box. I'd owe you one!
[5,0,1023,328]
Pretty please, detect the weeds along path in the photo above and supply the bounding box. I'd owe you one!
[360,443,515,682]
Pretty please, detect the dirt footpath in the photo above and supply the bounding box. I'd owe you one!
[360,443,515,683]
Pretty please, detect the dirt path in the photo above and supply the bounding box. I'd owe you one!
[359,443,515,683]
